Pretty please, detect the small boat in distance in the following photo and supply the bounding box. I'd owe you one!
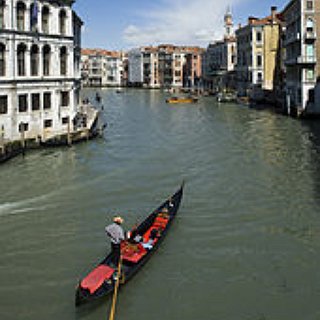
[216,91,237,103]
[75,183,184,306]
[166,96,198,104]
[95,92,101,103]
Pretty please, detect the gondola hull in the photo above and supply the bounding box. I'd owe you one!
[75,184,184,306]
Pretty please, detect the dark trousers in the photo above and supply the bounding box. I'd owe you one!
[111,243,121,267]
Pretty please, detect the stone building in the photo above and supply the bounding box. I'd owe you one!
[236,7,282,100]
[81,48,125,87]
[282,0,320,115]
[128,44,203,89]
[0,0,82,142]
[202,8,237,92]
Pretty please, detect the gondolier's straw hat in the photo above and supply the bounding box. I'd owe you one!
[113,216,124,224]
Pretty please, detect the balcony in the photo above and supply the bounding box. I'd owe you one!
[285,55,316,65]
[297,55,316,64]
[305,31,316,42]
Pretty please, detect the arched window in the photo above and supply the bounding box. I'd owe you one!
[60,47,67,75]
[0,43,5,76]
[42,45,50,76]
[41,6,49,33]
[30,2,38,32]
[17,1,26,31]
[17,43,26,76]
[30,44,39,76]
[59,9,67,35]
[0,0,5,29]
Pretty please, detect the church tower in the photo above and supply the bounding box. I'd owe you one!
[224,6,234,39]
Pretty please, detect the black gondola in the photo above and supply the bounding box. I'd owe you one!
[75,183,184,306]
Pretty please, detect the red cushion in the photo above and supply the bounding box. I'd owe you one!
[122,243,147,263]
[80,265,115,294]
[153,216,169,229]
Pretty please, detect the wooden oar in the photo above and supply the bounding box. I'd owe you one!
[108,256,122,320]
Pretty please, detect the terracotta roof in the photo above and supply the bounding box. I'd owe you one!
[81,48,122,58]
[248,13,283,26]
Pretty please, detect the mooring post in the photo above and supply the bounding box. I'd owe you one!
[20,122,26,157]
[0,125,4,156]
[67,120,72,146]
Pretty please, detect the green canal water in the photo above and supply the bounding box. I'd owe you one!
[1,88,320,320]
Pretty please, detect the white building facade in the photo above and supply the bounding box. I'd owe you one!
[81,49,124,87]
[0,0,82,142]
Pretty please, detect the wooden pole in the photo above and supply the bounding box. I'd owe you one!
[0,125,4,156]
[20,123,25,156]
[108,257,122,320]
[67,120,72,146]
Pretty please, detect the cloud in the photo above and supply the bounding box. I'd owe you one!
[122,0,245,47]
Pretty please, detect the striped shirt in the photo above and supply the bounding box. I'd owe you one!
[105,223,125,244]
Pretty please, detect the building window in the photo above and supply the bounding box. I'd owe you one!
[43,45,50,76]
[43,92,51,109]
[30,2,38,32]
[18,94,28,112]
[17,1,26,31]
[306,44,314,60]
[306,1,313,10]
[306,18,314,32]
[31,93,40,111]
[17,43,26,76]
[60,47,67,75]
[257,72,263,83]
[0,95,7,114]
[30,44,39,76]
[41,6,49,33]
[18,122,28,132]
[256,31,262,42]
[0,43,5,76]
[59,10,67,35]
[62,116,69,125]
[257,54,262,67]
[0,0,5,29]
[44,119,52,128]
[306,68,314,81]
[61,91,69,106]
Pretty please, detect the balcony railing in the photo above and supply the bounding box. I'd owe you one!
[286,55,316,65]
[305,31,316,41]
[297,55,316,64]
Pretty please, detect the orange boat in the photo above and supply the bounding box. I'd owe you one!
[166,96,198,104]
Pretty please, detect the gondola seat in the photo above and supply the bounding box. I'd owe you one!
[121,242,148,263]
[80,265,115,294]
[153,216,169,229]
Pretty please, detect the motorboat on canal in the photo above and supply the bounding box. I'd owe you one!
[75,183,184,306]
[166,96,198,104]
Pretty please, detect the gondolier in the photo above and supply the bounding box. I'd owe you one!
[105,216,125,267]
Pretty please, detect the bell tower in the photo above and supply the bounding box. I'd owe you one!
[224,6,234,39]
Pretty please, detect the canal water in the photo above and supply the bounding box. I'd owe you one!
[1,88,320,320]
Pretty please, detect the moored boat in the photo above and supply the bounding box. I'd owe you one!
[75,183,184,306]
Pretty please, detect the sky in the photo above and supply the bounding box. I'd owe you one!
[74,0,288,51]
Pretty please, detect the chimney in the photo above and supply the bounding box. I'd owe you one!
[271,6,277,21]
